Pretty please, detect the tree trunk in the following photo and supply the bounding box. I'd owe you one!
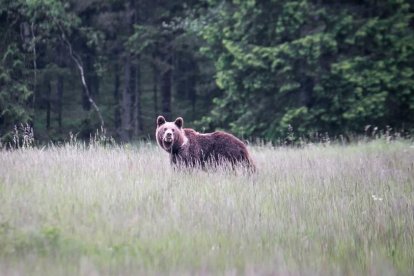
[56,45,64,130]
[161,55,172,119]
[300,76,314,108]
[132,0,142,134]
[82,55,94,111]
[153,59,158,117]
[135,61,143,134]
[92,73,100,96]
[188,58,198,120]
[190,77,197,120]
[113,62,121,136]
[130,62,137,138]
[45,77,51,130]
[120,55,132,141]
[176,52,198,120]
[118,0,136,141]
[56,75,63,129]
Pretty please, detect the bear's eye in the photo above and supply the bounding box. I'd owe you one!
[164,127,167,131]
[172,129,175,132]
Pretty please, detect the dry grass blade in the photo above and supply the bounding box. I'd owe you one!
[0,140,413,275]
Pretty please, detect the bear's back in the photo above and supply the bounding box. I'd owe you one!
[183,128,249,163]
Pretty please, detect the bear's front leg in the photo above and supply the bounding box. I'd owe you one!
[170,154,178,166]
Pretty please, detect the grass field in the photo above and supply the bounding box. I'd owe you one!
[0,140,413,275]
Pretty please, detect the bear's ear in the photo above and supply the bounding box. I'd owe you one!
[174,117,184,129]
[157,116,166,127]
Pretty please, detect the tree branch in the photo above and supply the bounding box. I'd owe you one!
[58,25,105,128]
[30,22,37,111]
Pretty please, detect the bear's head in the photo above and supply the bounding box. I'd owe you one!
[155,116,187,152]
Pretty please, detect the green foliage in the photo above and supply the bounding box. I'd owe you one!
[199,0,414,140]
[1,0,413,142]
[0,44,32,139]
[0,0,81,141]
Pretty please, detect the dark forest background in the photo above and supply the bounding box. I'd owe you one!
[1,0,414,143]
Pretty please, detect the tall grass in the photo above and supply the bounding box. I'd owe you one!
[0,140,413,275]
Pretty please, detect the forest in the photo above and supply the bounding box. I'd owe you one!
[1,0,414,143]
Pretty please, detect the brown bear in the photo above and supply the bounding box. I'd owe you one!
[155,115,255,171]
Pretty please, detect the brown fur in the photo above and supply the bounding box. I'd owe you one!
[155,116,255,171]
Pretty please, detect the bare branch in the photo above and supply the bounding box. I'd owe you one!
[30,22,37,110]
[58,25,105,128]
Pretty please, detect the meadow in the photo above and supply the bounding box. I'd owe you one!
[0,139,413,275]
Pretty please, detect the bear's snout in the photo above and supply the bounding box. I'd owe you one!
[163,130,174,142]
